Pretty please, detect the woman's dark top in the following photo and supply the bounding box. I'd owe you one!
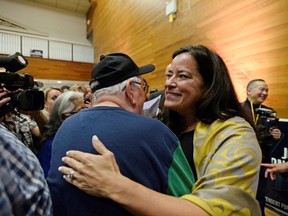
[178,130,197,181]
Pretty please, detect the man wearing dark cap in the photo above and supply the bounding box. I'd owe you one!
[47,53,194,216]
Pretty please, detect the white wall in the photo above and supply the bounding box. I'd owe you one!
[0,0,91,45]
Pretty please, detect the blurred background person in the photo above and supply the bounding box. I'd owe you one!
[1,110,40,153]
[37,91,85,178]
[27,86,63,135]
[70,84,86,94]
[42,87,62,121]
[83,86,93,108]
[70,84,92,108]
[60,85,71,92]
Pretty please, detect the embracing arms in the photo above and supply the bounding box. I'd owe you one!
[59,136,208,216]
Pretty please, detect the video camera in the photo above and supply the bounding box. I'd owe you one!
[256,107,278,128]
[255,107,277,118]
[0,52,44,116]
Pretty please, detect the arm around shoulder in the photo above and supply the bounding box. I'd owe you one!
[60,136,209,216]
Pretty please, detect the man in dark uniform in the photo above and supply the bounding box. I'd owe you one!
[241,79,281,216]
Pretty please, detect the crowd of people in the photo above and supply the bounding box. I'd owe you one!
[0,45,286,216]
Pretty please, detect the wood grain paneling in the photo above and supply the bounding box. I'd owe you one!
[91,0,288,118]
[14,57,93,81]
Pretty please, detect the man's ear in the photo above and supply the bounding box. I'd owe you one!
[247,87,252,95]
[124,81,137,105]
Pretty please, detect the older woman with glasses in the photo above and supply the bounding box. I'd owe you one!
[36,91,85,177]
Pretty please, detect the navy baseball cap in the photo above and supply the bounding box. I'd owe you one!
[89,53,155,92]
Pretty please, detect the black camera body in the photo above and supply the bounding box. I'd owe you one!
[255,107,277,118]
[255,107,279,157]
[0,52,44,116]
[255,107,278,128]
[254,107,280,162]
[0,72,33,89]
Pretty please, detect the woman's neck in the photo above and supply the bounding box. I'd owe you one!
[182,115,197,133]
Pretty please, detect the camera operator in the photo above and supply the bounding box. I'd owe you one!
[241,79,281,216]
[0,52,46,151]
[0,53,51,214]
[0,91,52,215]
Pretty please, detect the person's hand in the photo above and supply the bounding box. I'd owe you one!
[0,89,11,122]
[261,162,288,180]
[58,135,122,198]
[0,88,23,107]
[0,89,11,107]
[269,127,281,140]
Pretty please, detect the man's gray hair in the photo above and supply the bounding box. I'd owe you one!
[91,76,141,101]
[247,79,266,90]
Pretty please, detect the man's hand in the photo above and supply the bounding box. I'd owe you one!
[269,127,281,140]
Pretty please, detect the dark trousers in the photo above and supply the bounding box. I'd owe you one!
[256,166,268,216]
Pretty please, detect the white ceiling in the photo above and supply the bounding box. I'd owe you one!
[19,0,91,15]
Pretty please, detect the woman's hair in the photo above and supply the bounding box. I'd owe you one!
[161,45,246,134]
[70,84,88,95]
[41,91,83,144]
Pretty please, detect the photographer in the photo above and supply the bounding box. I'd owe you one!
[0,53,52,215]
[0,52,45,149]
[0,91,52,215]
[241,79,281,216]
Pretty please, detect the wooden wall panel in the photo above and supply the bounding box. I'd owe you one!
[91,0,288,118]
[15,57,93,81]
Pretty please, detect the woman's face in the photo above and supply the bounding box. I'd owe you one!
[45,89,62,113]
[164,52,205,115]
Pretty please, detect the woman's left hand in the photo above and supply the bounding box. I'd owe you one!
[58,135,122,198]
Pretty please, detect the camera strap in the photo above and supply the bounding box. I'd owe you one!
[250,101,261,125]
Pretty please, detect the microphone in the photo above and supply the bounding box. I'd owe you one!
[0,52,28,72]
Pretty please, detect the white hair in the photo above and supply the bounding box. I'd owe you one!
[91,76,141,101]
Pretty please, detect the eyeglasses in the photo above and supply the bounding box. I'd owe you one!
[131,81,149,94]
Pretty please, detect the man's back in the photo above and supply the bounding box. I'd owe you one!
[47,106,194,216]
